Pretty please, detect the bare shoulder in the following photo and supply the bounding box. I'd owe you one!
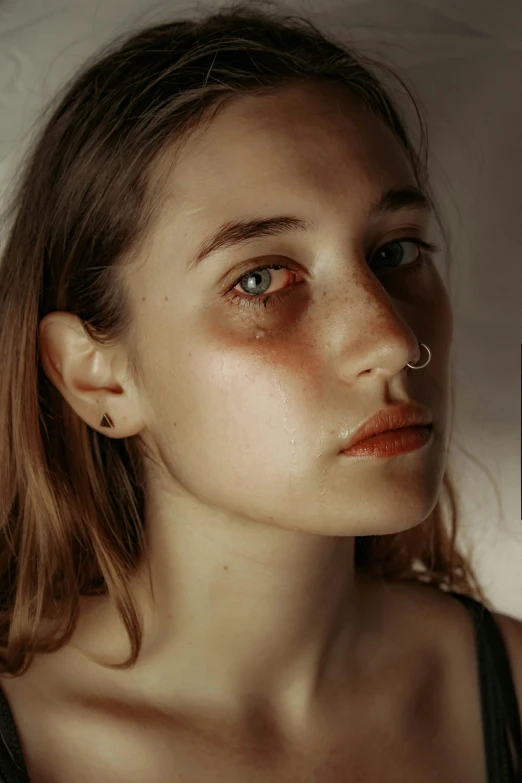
[383,577,522,718]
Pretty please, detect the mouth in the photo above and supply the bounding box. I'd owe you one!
[339,403,433,452]
[340,423,434,458]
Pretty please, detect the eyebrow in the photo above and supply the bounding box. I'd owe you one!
[187,185,432,271]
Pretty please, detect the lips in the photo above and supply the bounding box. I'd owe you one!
[341,403,433,451]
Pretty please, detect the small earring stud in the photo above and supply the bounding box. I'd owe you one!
[99,413,114,429]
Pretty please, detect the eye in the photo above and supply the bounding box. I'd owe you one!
[372,238,430,271]
[226,264,300,311]
[225,238,440,311]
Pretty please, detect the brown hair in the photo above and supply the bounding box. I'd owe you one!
[0,0,492,676]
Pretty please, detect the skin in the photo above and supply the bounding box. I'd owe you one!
[37,82,454,749]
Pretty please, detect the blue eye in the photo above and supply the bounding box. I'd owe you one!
[225,238,440,311]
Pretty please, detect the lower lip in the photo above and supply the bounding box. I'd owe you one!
[340,425,433,458]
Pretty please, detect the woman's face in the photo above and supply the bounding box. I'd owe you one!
[125,82,453,538]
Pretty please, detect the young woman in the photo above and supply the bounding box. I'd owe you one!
[0,2,520,781]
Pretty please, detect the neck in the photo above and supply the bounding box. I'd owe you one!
[71,501,379,737]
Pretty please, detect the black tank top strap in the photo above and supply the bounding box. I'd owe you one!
[451,591,522,782]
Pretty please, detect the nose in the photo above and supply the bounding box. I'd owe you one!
[328,271,422,382]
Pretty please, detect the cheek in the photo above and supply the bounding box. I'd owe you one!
[159,325,324,460]
[195,332,321,428]
[150,329,326,512]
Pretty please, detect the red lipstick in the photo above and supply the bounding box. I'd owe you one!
[340,403,433,458]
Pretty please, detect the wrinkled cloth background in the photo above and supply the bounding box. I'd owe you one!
[0,0,520,618]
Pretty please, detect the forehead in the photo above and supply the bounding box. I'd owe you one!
[138,84,424,283]
[154,82,415,211]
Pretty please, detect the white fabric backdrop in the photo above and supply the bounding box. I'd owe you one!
[0,0,520,617]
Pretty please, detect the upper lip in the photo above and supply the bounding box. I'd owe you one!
[340,403,433,451]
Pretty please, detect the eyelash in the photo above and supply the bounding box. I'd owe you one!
[225,238,441,311]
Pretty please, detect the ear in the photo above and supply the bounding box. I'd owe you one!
[38,311,145,438]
